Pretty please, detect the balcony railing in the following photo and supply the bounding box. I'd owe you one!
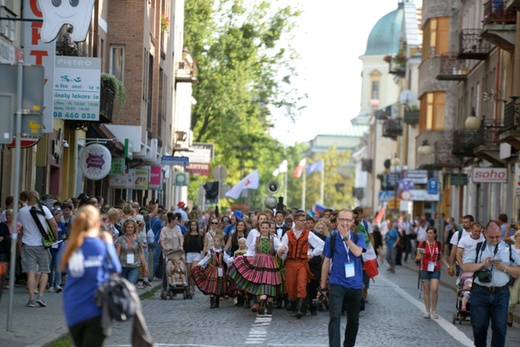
[483,0,517,25]
[99,82,115,123]
[474,118,503,147]
[452,130,476,157]
[437,54,468,81]
[458,29,493,59]
[502,99,519,131]
[388,60,405,77]
[382,118,403,139]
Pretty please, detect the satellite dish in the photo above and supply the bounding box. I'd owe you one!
[399,90,416,105]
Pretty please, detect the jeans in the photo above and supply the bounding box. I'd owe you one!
[470,283,509,347]
[121,267,140,285]
[48,251,61,288]
[328,284,362,347]
[153,243,162,277]
[69,316,106,347]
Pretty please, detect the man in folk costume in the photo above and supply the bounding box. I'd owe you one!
[281,211,324,318]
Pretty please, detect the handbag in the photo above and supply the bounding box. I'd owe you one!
[95,243,136,322]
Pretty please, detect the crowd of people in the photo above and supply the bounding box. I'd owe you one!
[2,191,520,347]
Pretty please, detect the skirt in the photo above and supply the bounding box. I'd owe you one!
[191,263,228,296]
[229,253,284,297]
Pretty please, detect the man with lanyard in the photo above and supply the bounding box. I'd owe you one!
[462,221,520,347]
[448,214,474,277]
[281,211,324,318]
[318,209,366,347]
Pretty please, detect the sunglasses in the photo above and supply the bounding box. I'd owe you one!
[222,220,230,223]
[211,222,219,225]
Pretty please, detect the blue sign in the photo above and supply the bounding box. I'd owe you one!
[162,155,189,167]
[427,178,439,195]
[378,191,395,203]
[398,179,414,191]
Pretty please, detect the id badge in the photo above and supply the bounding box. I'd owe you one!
[344,262,355,278]
[427,261,435,272]
[51,243,59,249]
[127,253,135,264]
[218,267,224,277]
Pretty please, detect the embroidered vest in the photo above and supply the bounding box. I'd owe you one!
[287,229,310,260]
[255,236,275,255]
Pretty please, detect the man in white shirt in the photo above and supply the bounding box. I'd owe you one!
[415,219,428,243]
[18,191,58,308]
[174,201,189,223]
[448,214,474,276]
[456,222,485,267]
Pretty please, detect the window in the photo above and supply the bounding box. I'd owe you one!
[371,81,380,100]
[422,17,449,58]
[0,7,17,42]
[110,46,125,81]
[420,92,445,132]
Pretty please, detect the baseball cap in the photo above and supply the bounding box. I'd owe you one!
[233,210,244,221]
[177,201,186,208]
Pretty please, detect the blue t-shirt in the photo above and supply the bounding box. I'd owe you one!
[323,231,366,290]
[178,223,188,235]
[223,224,236,237]
[385,228,400,249]
[50,222,67,255]
[62,237,121,327]
[147,217,164,244]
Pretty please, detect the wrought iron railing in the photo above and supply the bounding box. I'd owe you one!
[382,118,403,138]
[458,29,493,59]
[452,130,476,156]
[438,54,468,80]
[474,118,503,147]
[99,82,115,123]
[502,99,518,131]
[404,110,419,124]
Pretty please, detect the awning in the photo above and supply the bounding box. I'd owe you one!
[86,124,125,156]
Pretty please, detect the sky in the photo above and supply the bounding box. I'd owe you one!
[270,0,422,146]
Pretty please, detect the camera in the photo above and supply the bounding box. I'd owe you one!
[311,297,328,311]
[417,248,425,254]
[476,268,492,283]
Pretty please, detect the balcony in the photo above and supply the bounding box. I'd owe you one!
[175,49,198,83]
[404,109,419,125]
[473,117,504,166]
[388,60,405,77]
[499,99,520,148]
[481,0,516,53]
[506,0,520,10]
[99,82,115,123]
[382,118,403,139]
[416,130,462,170]
[452,130,476,157]
[458,29,493,59]
[437,54,468,81]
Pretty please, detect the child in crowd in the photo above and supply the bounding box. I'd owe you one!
[234,237,247,256]
[192,234,232,308]
[168,255,187,286]
[461,278,472,311]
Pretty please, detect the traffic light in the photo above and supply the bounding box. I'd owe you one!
[204,181,219,202]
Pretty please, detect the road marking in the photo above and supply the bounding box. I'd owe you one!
[378,275,474,347]
[245,315,272,344]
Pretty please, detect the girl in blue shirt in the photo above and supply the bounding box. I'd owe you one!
[60,205,121,347]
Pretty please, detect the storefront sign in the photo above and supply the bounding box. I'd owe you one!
[134,168,149,190]
[186,163,210,176]
[472,167,507,183]
[53,57,101,120]
[110,158,126,175]
[149,165,162,189]
[80,144,112,180]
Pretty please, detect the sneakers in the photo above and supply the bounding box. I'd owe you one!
[55,286,63,293]
[461,306,467,312]
[35,295,46,307]
[431,311,439,319]
[48,287,55,293]
[423,312,430,319]
[136,282,144,289]
[143,281,152,287]
[26,300,36,308]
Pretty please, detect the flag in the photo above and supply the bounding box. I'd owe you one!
[374,207,385,226]
[225,169,260,199]
[293,159,306,178]
[307,160,324,175]
[315,203,326,214]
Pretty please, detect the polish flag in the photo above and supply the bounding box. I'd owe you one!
[293,159,306,178]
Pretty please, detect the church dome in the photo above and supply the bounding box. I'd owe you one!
[364,2,404,56]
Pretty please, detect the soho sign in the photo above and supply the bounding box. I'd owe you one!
[472,168,508,183]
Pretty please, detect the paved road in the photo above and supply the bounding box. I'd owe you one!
[104,261,520,347]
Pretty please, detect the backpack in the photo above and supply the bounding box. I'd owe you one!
[96,275,136,322]
[329,230,359,261]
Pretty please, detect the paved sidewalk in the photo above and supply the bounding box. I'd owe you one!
[0,281,161,347]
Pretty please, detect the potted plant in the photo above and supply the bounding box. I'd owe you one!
[161,13,169,32]
[101,73,126,109]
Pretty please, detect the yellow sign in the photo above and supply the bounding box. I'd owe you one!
[387,198,401,209]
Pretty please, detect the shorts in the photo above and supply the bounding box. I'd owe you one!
[420,269,441,281]
[21,245,51,273]
[186,252,202,264]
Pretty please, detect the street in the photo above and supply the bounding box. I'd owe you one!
[105,262,520,347]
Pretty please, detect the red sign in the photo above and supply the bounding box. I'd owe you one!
[149,165,162,189]
[6,137,40,148]
[186,163,210,176]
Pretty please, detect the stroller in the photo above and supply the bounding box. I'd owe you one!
[452,271,473,325]
[160,249,191,300]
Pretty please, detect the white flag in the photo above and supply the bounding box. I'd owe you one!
[225,169,260,199]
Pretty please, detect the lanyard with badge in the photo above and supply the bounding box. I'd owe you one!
[343,234,355,278]
[426,241,437,272]
[126,235,136,264]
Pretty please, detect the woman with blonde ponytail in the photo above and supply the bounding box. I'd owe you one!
[60,205,121,347]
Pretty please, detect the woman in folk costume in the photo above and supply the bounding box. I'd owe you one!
[191,234,232,308]
[229,220,286,315]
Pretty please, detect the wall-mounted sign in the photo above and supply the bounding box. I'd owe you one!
[149,165,162,189]
[110,158,126,175]
[134,168,149,190]
[174,172,190,186]
[80,144,112,180]
[472,167,507,183]
[450,173,468,186]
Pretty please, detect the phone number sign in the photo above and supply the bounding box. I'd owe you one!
[53,57,101,121]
